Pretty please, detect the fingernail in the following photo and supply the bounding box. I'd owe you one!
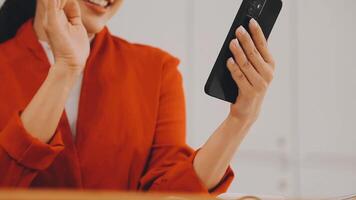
[250,18,258,27]
[237,26,246,35]
[228,57,235,65]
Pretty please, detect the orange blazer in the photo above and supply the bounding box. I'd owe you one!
[0,19,233,194]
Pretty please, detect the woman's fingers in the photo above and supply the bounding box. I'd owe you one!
[236,23,274,84]
[44,0,60,34]
[46,0,58,23]
[248,18,275,67]
[46,0,82,26]
[235,25,266,74]
[59,0,67,9]
[63,0,82,25]
[229,38,267,92]
[226,58,252,92]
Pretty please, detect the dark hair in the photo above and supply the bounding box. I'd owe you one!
[0,0,36,43]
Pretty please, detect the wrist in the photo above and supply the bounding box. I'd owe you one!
[216,114,252,141]
[49,63,82,79]
[47,64,82,91]
[226,113,254,131]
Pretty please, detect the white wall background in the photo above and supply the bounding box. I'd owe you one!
[1,0,355,198]
[108,0,356,198]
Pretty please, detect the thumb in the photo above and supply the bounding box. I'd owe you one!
[63,0,83,25]
[59,0,68,9]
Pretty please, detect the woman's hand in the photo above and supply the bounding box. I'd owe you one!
[20,0,90,143]
[227,18,276,125]
[43,0,90,73]
[193,19,276,189]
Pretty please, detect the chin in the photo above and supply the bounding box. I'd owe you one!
[77,0,123,36]
[82,18,107,35]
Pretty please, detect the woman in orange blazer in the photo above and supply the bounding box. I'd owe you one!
[0,0,276,194]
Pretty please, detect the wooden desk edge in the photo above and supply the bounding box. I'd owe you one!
[0,189,217,200]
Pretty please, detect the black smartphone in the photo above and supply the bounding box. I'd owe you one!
[204,0,282,103]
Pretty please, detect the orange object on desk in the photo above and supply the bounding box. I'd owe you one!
[0,19,233,193]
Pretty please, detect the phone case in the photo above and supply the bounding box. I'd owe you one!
[205,0,283,103]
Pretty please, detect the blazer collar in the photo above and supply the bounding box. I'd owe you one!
[15,18,111,67]
[15,19,48,63]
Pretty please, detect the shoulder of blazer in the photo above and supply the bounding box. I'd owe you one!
[0,38,18,65]
[0,38,22,75]
[108,35,181,72]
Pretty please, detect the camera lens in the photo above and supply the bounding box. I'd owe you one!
[248,7,254,14]
[247,0,265,17]
[251,0,263,10]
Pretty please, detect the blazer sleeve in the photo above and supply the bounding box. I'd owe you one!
[0,110,64,187]
[139,55,234,194]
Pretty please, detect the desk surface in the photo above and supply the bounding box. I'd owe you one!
[0,190,217,200]
[5,190,353,200]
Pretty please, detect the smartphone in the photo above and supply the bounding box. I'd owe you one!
[204,0,282,103]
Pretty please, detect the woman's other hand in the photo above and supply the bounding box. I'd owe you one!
[43,0,90,73]
[227,18,276,126]
[192,19,276,189]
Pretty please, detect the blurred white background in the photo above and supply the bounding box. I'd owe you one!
[1,0,355,198]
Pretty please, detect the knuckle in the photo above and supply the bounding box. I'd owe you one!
[257,81,268,93]
[238,33,247,42]
[43,21,56,33]
[265,69,275,83]
[43,25,50,34]
[248,48,259,58]
[268,73,275,83]
[242,61,250,69]
[235,71,244,80]
[254,47,259,54]
[230,66,245,82]
[258,40,266,48]
[229,65,237,74]
[270,57,276,67]
[261,81,268,90]
[232,66,239,74]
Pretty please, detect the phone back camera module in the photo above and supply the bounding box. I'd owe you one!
[247,0,266,18]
